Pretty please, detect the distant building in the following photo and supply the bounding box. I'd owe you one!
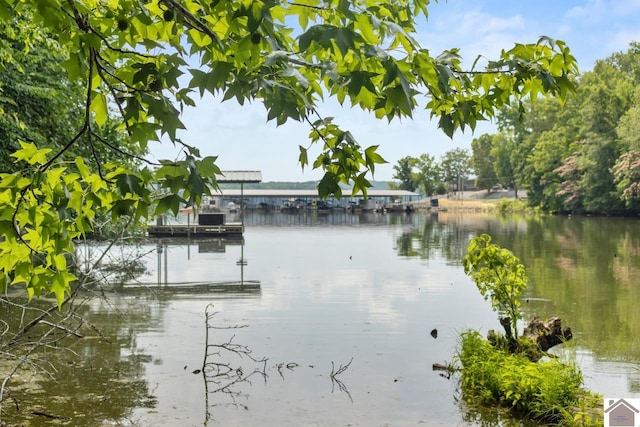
[203,189,419,212]
[197,171,419,212]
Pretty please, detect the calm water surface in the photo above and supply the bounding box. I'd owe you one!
[5,211,640,426]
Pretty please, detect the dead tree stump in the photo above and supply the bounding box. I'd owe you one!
[487,316,573,361]
[522,316,573,352]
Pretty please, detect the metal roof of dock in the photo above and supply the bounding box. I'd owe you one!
[216,171,262,183]
[211,189,418,198]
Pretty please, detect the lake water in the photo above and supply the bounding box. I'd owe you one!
[3,211,640,426]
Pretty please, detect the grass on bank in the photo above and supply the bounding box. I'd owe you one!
[425,196,532,213]
[457,331,603,426]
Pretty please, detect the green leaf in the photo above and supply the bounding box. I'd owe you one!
[364,145,387,174]
[91,92,109,126]
[154,194,184,216]
[438,114,455,138]
[51,271,75,308]
[386,85,413,117]
[298,145,308,169]
[114,173,143,196]
[11,141,52,165]
[110,199,137,219]
[318,173,342,199]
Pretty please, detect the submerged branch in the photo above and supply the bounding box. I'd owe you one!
[330,357,353,402]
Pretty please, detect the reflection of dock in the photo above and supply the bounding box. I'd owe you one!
[147,223,243,237]
[154,235,255,292]
[117,281,261,299]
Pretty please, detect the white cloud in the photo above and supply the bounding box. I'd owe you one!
[606,28,640,54]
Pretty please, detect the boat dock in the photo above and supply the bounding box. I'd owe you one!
[146,223,243,238]
[147,211,243,238]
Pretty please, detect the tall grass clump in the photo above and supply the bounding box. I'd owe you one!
[457,331,601,425]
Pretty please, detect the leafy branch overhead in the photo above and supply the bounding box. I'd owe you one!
[0,0,577,304]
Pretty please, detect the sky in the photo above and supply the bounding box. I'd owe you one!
[149,0,640,182]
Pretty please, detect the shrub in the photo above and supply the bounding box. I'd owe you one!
[495,198,531,214]
[462,234,527,340]
[457,331,601,425]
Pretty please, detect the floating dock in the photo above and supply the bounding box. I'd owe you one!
[147,212,243,237]
[146,223,243,238]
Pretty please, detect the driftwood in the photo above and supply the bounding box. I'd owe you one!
[522,316,573,352]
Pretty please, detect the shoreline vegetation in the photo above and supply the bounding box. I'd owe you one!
[457,234,603,426]
[457,331,603,426]
[412,190,532,214]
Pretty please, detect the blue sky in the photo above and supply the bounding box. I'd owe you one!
[149,0,640,182]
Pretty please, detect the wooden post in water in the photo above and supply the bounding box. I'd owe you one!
[240,182,245,226]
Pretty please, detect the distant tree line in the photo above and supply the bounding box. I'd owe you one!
[393,42,640,215]
[389,148,472,196]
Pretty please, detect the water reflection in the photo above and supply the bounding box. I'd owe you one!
[2,211,640,426]
[118,213,640,423]
[408,213,640,398]
[146,237,260,297]
[0,296,157,426]
[201,304,268,425]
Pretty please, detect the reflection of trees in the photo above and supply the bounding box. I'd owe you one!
[0,294,158,425]
[437,214,640,361]
[397,212,640,362]
[394,213,487,263]
[395,216,448,259]
[0,240,158,425]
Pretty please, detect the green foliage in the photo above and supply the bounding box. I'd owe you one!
[0,1,579,302]
[471,134,499,191]
[439,148,472,191]
[458,331,601,426]
[0,14,146,172]
[0,149,217,308]
[414,153,442,196]
[1,0,575,195]
[494,198,531,214]
[612,150,640,208]
[391,156,418,191]
[483,42,640,215]
[490,133,518,192]
[462,234,527,339]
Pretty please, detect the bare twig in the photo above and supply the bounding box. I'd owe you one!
[330,357,353,402]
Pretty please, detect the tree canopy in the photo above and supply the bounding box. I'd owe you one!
[472,43,640,214]
[0,0,578,305]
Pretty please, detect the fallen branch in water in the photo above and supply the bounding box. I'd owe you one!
[432,362,460,379]
[330,358,353,402]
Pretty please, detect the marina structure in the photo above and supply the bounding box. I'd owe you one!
[203,189,420,213]
[147,170,421,237]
